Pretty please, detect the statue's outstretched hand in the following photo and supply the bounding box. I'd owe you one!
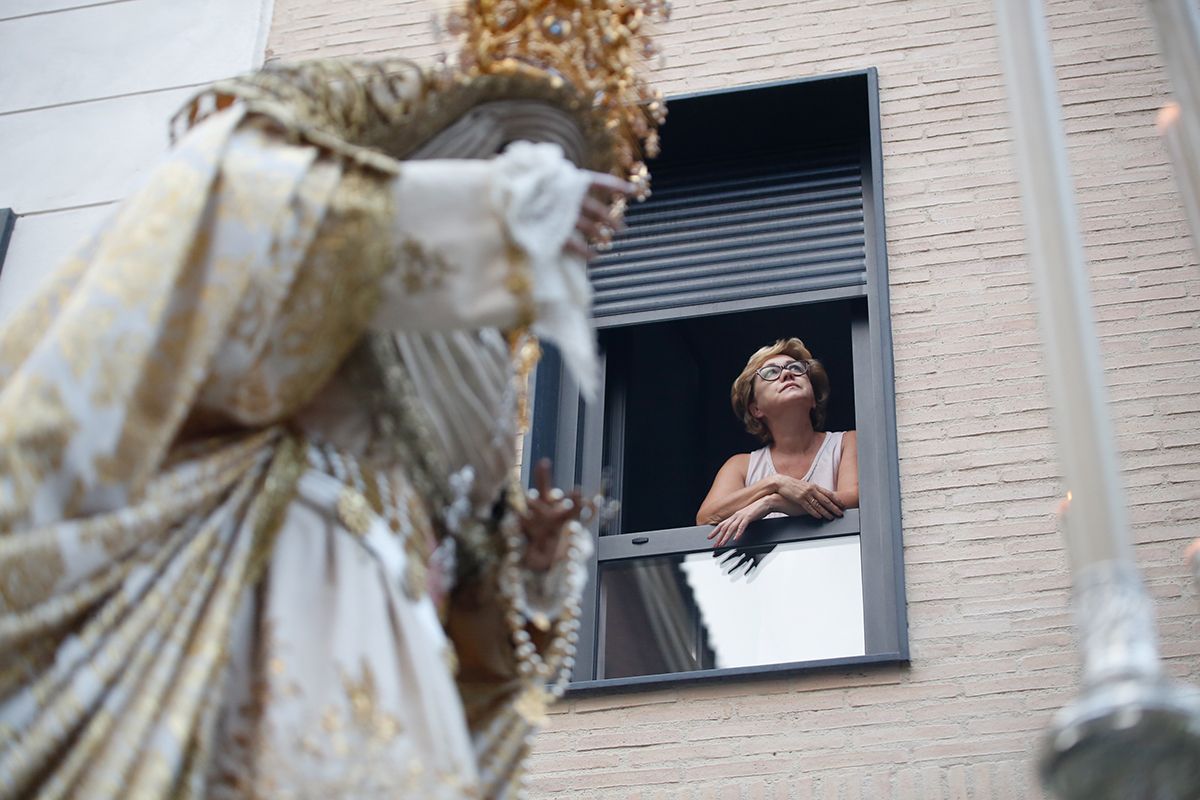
[564,172,637,260]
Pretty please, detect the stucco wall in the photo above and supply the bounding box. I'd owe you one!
[0,0,275,319]
[264,1,1200,797]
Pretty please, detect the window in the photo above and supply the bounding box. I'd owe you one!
[526,70,907,689]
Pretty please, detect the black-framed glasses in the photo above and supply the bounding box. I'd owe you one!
[755,361,810,382]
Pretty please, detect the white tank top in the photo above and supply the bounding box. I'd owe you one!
[745,431,844,519]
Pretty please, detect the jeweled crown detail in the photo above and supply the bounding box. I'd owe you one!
[447,0,669,197]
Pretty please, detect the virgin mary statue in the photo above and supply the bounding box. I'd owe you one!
[0,2,667,797]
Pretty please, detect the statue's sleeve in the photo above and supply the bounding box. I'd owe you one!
[374,141,599,397]
[198,130,600,429]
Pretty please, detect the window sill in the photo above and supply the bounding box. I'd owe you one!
[598,508,862,560]
[565,649,908,694]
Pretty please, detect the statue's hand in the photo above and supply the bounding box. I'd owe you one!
[520,458,586,572]
[564,172,637,260]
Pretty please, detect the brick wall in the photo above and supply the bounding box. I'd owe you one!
[269,2,1200,797]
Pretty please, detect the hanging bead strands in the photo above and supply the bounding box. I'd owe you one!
[496,514,588,712]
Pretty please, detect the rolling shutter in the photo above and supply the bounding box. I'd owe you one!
[589,146,867,321]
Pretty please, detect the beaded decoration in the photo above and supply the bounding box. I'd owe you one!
[496,513,589,722]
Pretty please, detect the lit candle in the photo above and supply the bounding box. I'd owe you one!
[1145,0,1200,143]
[998,7,1200,797]
[993,0,1132,571]
[1187,538,1200,594]
[1157,102,1200,254]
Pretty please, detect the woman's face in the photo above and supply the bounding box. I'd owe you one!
[749,353,814,424]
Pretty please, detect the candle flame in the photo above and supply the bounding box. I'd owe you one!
[1056,490,1073,517]
[1157,102,1181,132]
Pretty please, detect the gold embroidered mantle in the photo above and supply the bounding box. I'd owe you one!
[0,61,598,800]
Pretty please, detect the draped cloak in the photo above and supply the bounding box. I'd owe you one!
[0,60,601,800]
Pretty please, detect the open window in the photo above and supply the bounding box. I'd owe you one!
[527,70,907,688]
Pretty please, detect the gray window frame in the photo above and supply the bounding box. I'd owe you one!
[0,210,14,276]
[525,69,907,691]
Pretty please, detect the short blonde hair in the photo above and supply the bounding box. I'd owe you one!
[731,338,830,443]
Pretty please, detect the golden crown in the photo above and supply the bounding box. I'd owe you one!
[445,0,669,198]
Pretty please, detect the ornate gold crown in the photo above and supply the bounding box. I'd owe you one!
[445,0,669,198]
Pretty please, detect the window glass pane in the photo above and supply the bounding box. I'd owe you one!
[597,536,865,680]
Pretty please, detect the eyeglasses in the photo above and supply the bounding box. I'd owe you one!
[755,361,810,382]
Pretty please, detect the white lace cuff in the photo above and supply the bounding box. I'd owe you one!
[491,141,598,399]
[374,142,599,397]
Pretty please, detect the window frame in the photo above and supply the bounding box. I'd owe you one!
[526,68,908,691]
[0,209,14,277]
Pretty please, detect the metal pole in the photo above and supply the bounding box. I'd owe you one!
[993,1,1200,797]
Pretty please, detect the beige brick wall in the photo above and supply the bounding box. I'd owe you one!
[269,1,1200,797]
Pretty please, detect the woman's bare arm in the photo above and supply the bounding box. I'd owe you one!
[695,454,778,525]
[834,430,859,510]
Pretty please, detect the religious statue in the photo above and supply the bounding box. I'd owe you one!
[0,1,667,797]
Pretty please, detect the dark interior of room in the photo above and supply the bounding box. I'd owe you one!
[601,299,859,536]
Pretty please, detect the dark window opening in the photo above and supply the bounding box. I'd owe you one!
[602,300,858,537]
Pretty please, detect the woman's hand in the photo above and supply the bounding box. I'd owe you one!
[708,495,777,548]
[773,475,844,520]
[565,172,636,260]
[520,458,585,572]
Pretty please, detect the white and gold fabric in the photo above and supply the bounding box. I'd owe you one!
[0,59,605,800]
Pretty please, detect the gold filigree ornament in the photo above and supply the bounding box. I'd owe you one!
[444,0,670,199]
[175,1,666,204]
[513,683,551,727]
[336,488,374,536]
